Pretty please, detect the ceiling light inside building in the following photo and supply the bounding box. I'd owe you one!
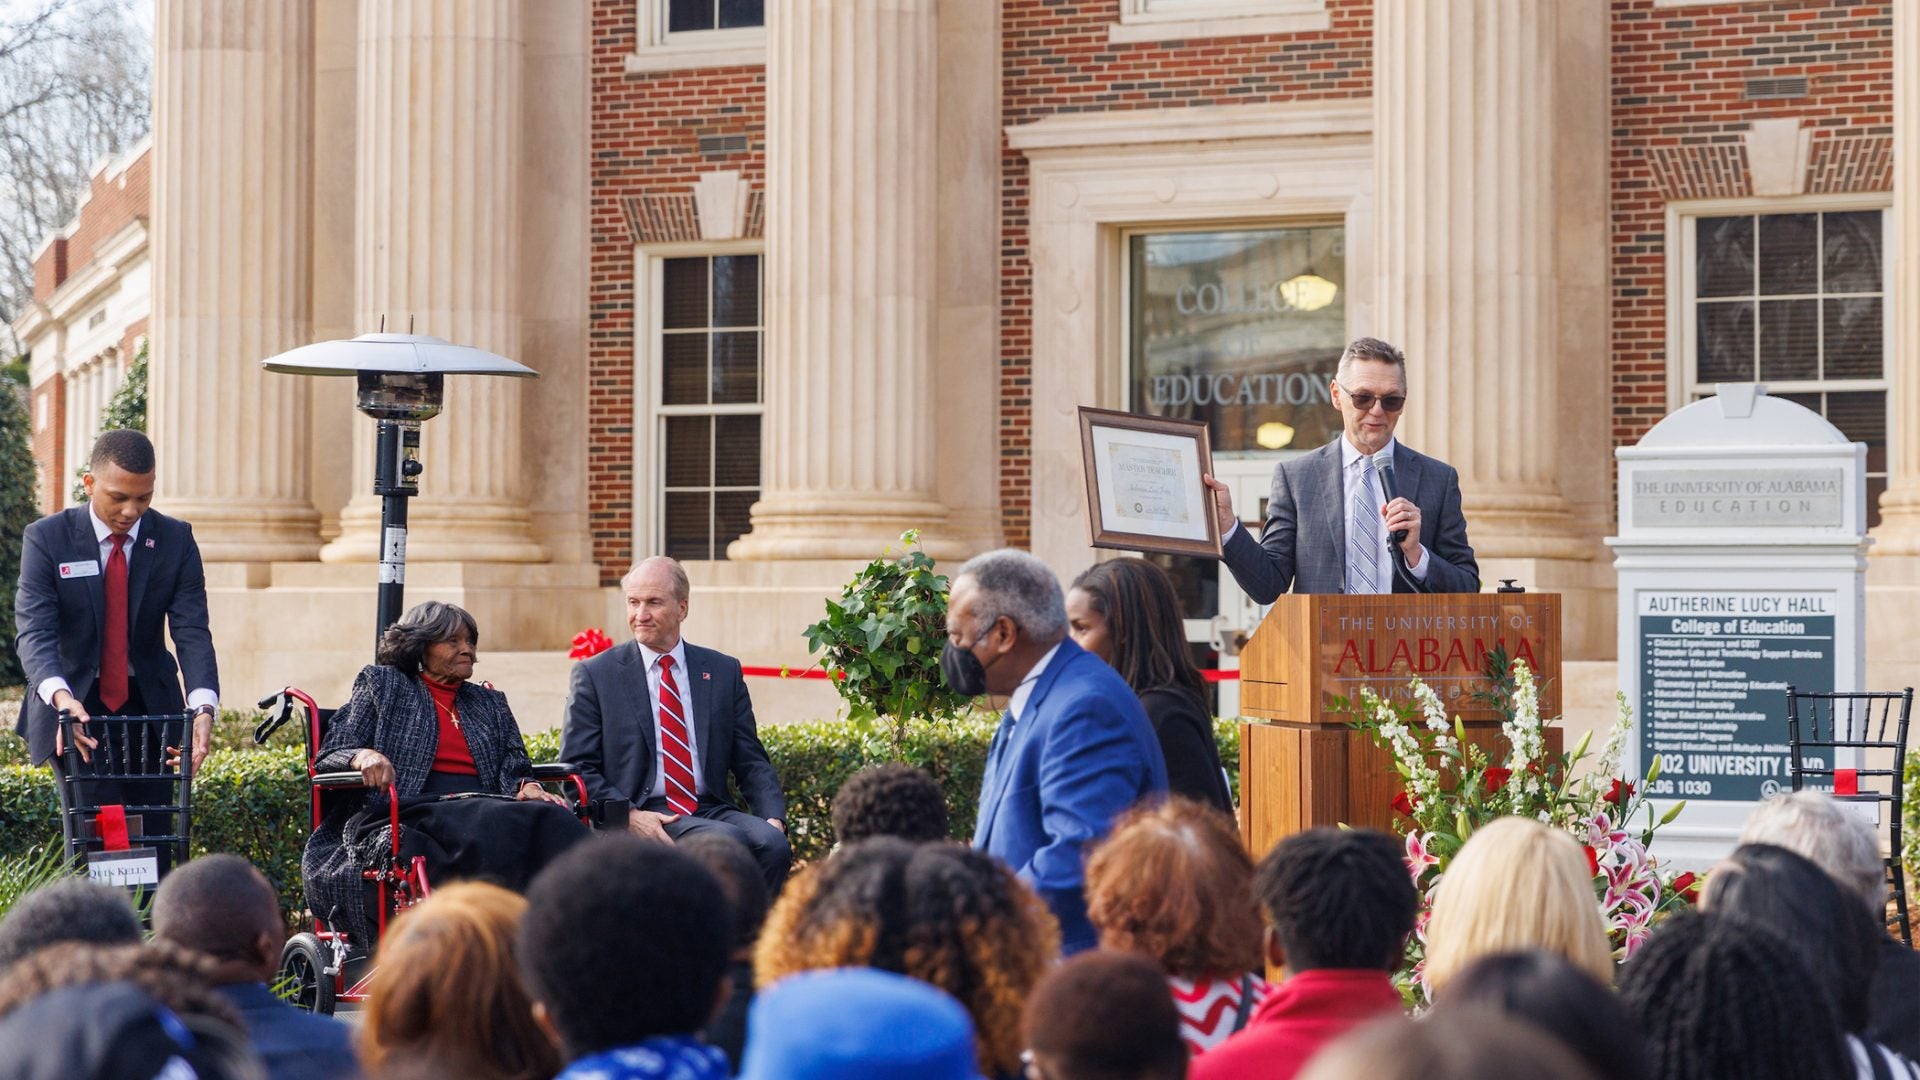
[1279,273,1339,312]
[1256,421,1296,450]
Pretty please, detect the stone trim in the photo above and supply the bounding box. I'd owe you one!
[621,190,764,245]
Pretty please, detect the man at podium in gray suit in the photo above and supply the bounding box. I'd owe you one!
[1203,337,1479,599]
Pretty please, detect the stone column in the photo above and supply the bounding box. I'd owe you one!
[728,0,956,560]
[1874,0,1920,552]
[322,0,545,564]
[1373,0,1582,559]
[150,0,323,562]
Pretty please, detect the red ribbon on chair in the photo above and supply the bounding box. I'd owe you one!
[95,805,131,851]
[1834,768,1859,796]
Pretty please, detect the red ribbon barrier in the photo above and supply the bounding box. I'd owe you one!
[96,805,131,851]
[737,666,1241,682]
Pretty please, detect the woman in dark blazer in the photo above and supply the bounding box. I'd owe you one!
[301,602,584,948]
[1067,558,1233,814]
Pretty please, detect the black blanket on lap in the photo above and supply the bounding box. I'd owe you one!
[346,793,585,901]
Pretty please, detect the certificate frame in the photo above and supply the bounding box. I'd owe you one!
[1077,406,1222,558]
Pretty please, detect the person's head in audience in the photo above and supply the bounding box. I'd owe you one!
[1423,816,1612,993]
[676,831,770,958]
[0,877,141,973]
[1085,798,1262,981]
[1618,912,1849,1080]
[361,882,561,1080]
[1066,557,1206,699]
[0,981,264,1080]
[1297,1009,1602,1080]
[518,836,734,1062]
[1701,841,1881,1034]
[831,763,950,846]
[740,968,981,1080]
[151,854,286,984]
[1435,951,1650,1078]
[1739,790,1886,916]
[0,939,242,1029]
[1256,826,1417,974]
[1022,950,1185,1080]
[757,837,1058,1078]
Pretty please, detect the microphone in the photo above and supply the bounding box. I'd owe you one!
[1371,447,1407,546]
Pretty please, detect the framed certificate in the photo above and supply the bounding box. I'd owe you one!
[1078,406,1222,558]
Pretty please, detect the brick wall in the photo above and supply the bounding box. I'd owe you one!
[60,149,150,280]
[29,374,64,514]
[997,0,1374,549]
[31,238,66,303]
[1608,0,1892,448]
[588,0,766,583]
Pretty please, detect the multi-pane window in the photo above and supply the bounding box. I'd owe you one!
[657,254,761,561]
[1688,209,1887,525]
[667,0,763,34]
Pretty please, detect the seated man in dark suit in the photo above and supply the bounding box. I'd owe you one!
[1203,337,1479,598]
[560,556,791,888]
[152,854,359,1080]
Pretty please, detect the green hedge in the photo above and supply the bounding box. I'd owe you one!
[0,719,1244,918]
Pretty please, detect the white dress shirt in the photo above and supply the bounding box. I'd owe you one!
[1007,642,1062,724]
[636,637,704,802]
[1340,437,1428,590]
[38,509,219,712]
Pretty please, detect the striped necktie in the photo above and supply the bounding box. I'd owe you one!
[656,655,698,816]
[1348,456,1383,595]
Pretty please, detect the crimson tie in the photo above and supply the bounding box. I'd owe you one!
[100,534,129,712]
[656,656,698,816]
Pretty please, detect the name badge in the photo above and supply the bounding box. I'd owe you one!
[58,560,101,579]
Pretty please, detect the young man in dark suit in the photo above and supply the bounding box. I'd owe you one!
[14,429,219,859]
[559,556,790,888]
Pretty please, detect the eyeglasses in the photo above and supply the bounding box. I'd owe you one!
[1336,383,1406,413]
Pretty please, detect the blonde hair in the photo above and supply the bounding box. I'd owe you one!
[1423,817,1612,993]
[360,882,561,1080]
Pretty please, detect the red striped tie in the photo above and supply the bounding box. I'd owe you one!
[656,655,698,816]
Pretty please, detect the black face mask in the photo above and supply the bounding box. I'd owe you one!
[941,639,989,697]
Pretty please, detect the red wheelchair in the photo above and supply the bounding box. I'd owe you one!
[254,687,609,1015]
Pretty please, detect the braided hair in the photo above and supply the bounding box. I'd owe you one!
[755,837,1060,1078]
[1617,912,1850,1080]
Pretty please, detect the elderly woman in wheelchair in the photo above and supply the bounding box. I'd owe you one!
[300,601,586,950]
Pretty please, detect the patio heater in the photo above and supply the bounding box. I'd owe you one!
[263,331,539,651]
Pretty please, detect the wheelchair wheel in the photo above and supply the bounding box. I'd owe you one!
[280,932,336,1016]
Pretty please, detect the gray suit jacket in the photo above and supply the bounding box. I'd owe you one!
[559,639,785,820]
[13,506,218,763]
[1221,438,1479,601]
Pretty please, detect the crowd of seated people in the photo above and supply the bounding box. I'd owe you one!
[3,780,1913,1080]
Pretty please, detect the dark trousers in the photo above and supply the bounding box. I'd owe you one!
[650,797,792,893]
[53,684,182,876]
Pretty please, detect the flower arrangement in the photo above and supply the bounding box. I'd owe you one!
[1349,650,1698,1000]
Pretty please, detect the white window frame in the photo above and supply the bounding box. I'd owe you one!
[1666,194,1893,503]
[631,241,766,563]
[626,0,766,75]
[1110,0,1329,44]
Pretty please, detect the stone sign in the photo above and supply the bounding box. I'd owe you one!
[1630,467,1846,528]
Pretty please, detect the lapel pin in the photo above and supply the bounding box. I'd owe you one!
[144,538,155,548]
[702,672,710,680]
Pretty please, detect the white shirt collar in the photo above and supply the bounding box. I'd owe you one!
[89,507,140,547]
[1341,436,1398,472]
[636,637,688,674]
[1007,641,1063,724]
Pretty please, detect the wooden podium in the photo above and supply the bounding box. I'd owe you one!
[1237,592,1561,860]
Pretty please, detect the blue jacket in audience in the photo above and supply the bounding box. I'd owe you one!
[216,982,360,1080]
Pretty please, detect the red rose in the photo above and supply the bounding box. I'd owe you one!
[1391,791,1418,816]
[1604,778,1635,806]
[1582,844,1600,876]
[1483,767,1512,793]
[1672,871,1701,904]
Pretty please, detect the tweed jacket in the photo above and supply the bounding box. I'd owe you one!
[301,663,536,942]
[1221,437,1479,600]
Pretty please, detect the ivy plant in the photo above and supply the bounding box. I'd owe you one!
[802,530,973,747]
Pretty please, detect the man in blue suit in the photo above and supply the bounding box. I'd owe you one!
[945,549,1167,955]
[153,854,359,1080]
